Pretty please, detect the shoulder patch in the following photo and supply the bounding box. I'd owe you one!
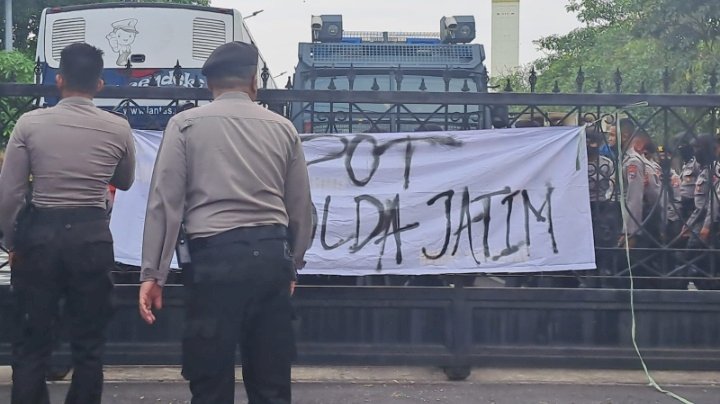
[627,164,638,180]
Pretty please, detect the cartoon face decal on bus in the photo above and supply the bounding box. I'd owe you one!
[106,19,139,66]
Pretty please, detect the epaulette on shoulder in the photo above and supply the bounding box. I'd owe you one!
[177,118,195,132]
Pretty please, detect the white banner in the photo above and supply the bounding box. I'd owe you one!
[110,130,179,269]
[111,127,596,276]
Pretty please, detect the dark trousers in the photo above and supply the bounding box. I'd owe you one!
[10,207,115,404]
[184,225,296,404]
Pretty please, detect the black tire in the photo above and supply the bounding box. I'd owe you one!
[46,365,72,381]
[443,366,471,381]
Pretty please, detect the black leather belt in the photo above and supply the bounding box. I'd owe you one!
[29,206,108,223]
[189,224,288,250]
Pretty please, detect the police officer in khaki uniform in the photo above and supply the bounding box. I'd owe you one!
[682,135,717,242]
[678,139,700,219]
[621,131,661,245]
[620,131,661,287]
[0,43,136,404]
[139,42,313,404]
[677,135,718,288]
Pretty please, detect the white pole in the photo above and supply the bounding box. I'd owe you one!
[4,0,12,51]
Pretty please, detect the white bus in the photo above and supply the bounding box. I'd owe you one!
[35,2,277,128]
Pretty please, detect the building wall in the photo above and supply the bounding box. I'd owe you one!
[491,0,520,76]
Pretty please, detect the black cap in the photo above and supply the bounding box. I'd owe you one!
[586,131,602,145]
[201,42,259,78]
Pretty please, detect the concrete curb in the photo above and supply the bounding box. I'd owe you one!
[1,366,719,386]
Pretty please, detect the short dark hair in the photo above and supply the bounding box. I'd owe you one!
[694,134,717,164]
[619,118,636,133]
[59,43,104,93]
[206,65,257,89]
[634,130,651,143]
[202,42,258,87]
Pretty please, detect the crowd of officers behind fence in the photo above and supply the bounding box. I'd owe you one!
[581,118,720,290]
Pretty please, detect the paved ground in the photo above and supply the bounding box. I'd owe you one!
[0,367,718,403]
[0,382,716,404]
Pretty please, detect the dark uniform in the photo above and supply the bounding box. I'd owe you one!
[141,42,313,404]
[0,97,135,404]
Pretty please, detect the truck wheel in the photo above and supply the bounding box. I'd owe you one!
[46,365,72,381]
[443,366,471,381]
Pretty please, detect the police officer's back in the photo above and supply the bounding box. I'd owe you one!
[139,42,313,404]
[0,43,135,404]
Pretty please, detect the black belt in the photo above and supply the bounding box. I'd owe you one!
[189,224,288,250]
[28,206,108,223]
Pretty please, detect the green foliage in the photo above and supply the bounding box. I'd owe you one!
[0,51,35,144]
[533,0,720,95]
[490,66,532,93]
[0,51,34,83]
[0,0,211,56]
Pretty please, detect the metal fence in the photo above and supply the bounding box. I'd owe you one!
[2,66,720,290]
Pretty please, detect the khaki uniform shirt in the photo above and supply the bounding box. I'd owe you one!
[687,167,715,231]
[665,169,682,223]
[622,149,660,236]
[0,97,136,248]
[680,159,700,200]
[141,92,313,286]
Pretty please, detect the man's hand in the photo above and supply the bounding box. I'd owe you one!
[680,226,690,238]
[8,252,15,268]
[139,280,163,325]
[618,235,637,248]
[290,281,296,296]
[700,227,711,242]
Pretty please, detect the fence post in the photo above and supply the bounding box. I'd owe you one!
[444,276,472,381]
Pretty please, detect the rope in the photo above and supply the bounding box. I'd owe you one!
[616,113,695,404]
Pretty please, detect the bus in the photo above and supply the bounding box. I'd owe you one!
[35,2,277,128]
[291,15,491,133]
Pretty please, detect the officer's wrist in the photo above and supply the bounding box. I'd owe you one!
[140,270,165,287]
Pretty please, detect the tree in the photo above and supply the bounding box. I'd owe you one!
[530,0,720,94]
[0,51,34,144]
[0,0,210,56]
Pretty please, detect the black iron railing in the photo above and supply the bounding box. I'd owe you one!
[2,70,720,289]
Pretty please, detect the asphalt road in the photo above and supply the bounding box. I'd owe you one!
[0,381,717,404]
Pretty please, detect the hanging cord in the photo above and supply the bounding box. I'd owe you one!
[615,113,695,404]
